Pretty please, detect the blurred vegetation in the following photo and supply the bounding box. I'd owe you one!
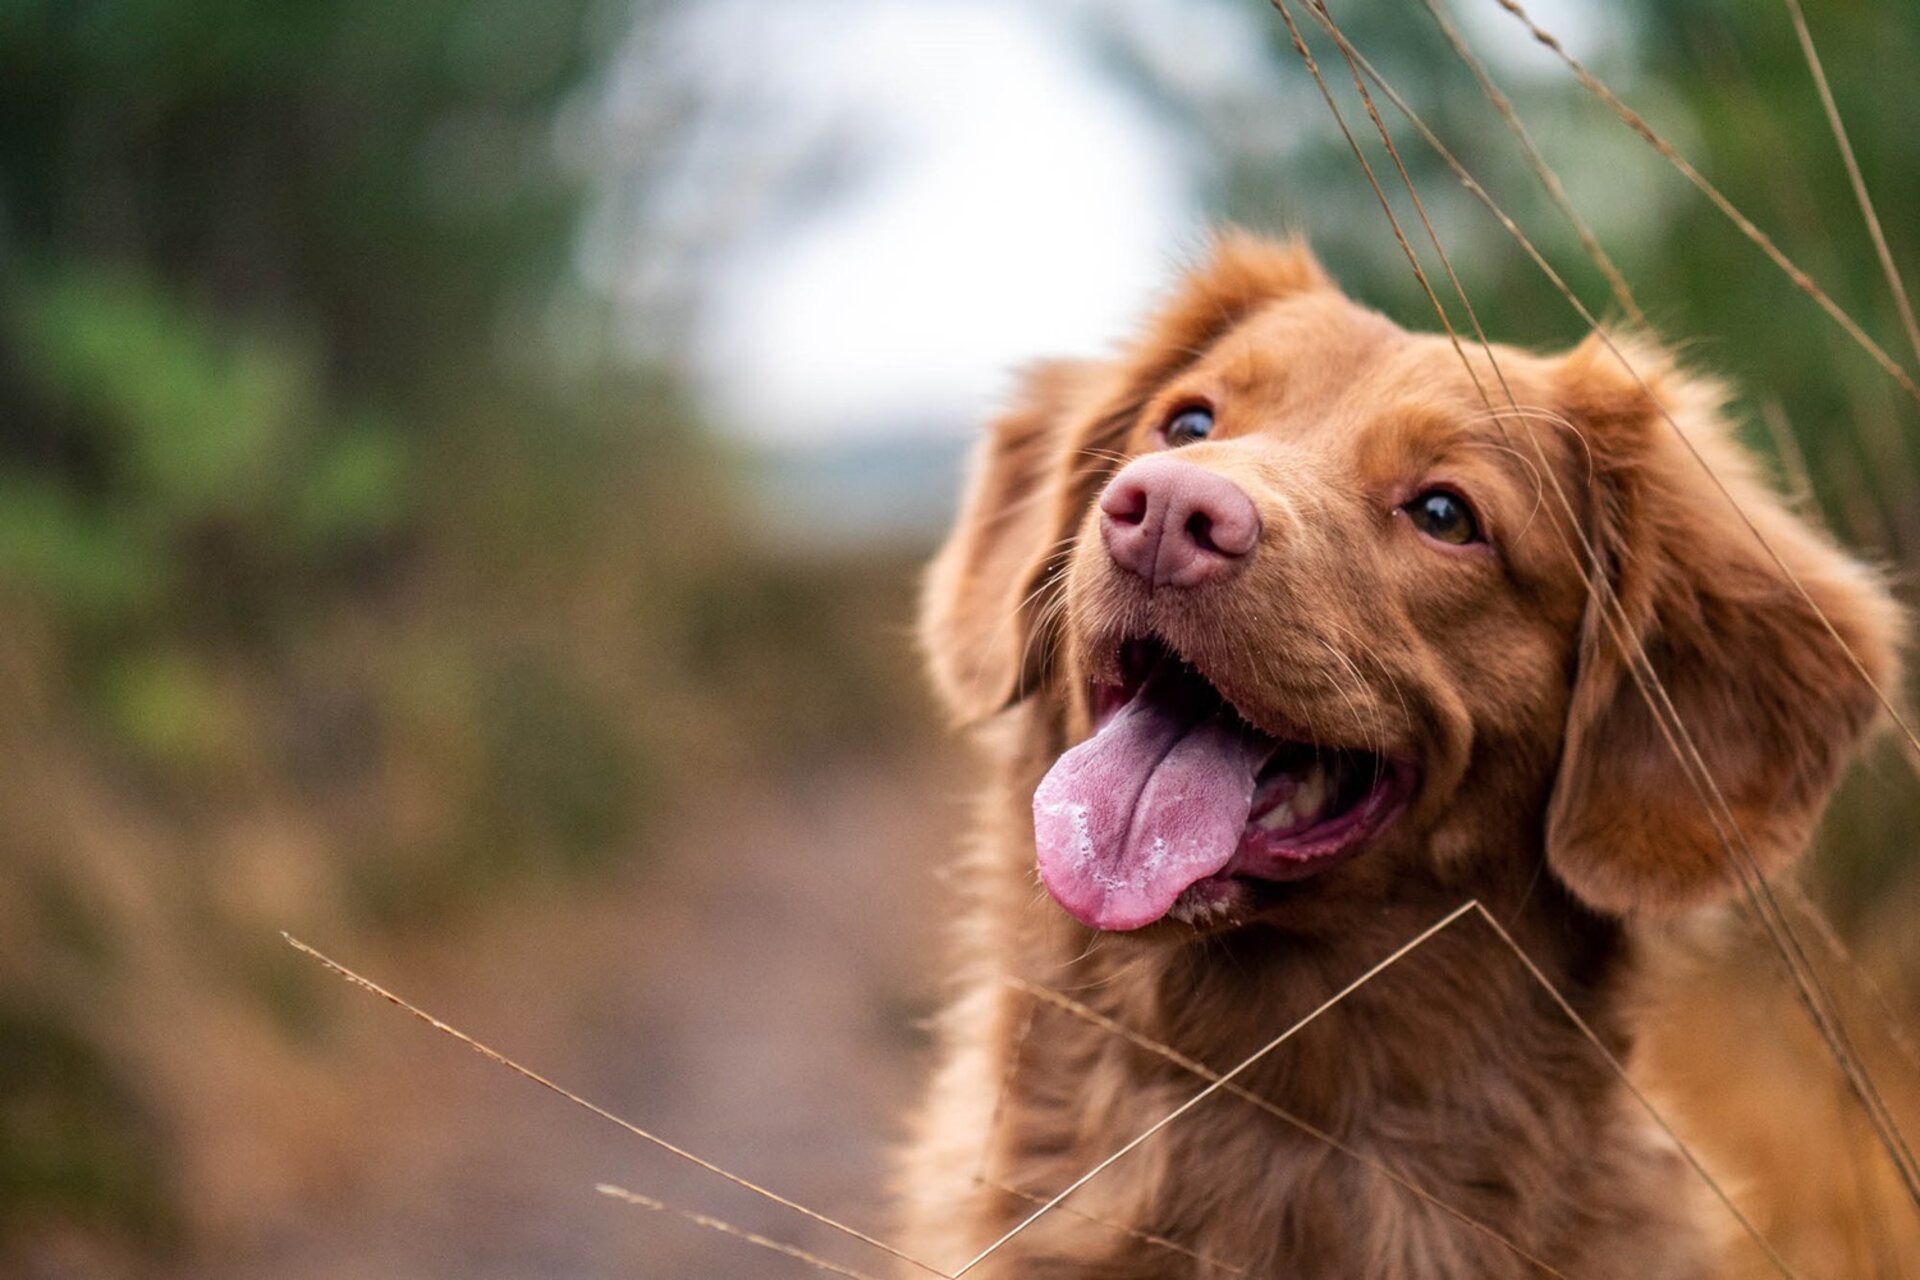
[0,1,932,1271]
[1638,0,1920,563]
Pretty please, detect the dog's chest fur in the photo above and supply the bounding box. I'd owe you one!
[895,782,1716,1280]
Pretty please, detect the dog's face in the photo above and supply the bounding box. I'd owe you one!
[1038,292,1593,931]
[924,233,1899,935]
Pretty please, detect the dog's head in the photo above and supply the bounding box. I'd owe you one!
[924,232,1901,934]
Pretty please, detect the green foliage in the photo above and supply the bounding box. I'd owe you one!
[0,475,158,621]
[0,0,593,396]
[0,0,652,1262]
[1630,0,1920,529]
[0,1008,173,1250]
[7,268,409,627]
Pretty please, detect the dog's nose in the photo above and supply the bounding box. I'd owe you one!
[1099,456,1260,588]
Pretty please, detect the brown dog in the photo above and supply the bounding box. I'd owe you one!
[898,233,1901,1278]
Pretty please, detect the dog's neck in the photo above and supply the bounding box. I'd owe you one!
[961,732,1712,1279]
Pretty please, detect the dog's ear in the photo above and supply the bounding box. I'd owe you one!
[921,231,1331,722]
[1544,335,1903,913]
[920,359,1105,722]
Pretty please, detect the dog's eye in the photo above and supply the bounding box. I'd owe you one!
[1404,489,1481,546]
[1162,405,1213,447]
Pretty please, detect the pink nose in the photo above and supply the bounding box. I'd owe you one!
[1099,456,1261,588]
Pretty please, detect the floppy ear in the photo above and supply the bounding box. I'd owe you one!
[1544,336,1904,914]
[920,230,1332,722]
[919,359,1105,722]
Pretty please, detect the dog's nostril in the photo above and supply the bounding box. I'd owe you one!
[1105,486,1149,527]
[1185,511,1219,554]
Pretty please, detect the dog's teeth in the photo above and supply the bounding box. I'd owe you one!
[1257,801,1297,831]
[1293,764,1329,823]
[1256,762,1332,835]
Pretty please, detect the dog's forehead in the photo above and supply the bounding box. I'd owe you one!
[1201,293,1407,405]
[1197,296,1564,448]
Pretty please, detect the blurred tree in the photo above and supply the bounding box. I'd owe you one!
[0,1,943,1262]
[1630,0,1920,551]
[0,0,643,1266]
[0,0,591,391]
[1083,0,1676,341]
[0,0,597,647]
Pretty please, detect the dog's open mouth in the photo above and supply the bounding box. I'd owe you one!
[1033,638,1415,931]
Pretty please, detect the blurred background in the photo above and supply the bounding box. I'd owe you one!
[3,0,1919,1276]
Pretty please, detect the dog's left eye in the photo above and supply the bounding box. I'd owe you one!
[1162,405,1214,447]
[1403,489,1481,545]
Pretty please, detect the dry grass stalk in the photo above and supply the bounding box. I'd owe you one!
[1487,0,1920,408]
[280,933,952,1278]
[595,1183,890,1280]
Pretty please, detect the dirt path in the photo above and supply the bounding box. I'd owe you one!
[198,754,964,1279]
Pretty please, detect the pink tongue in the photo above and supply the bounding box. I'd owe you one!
[1034,667,1271,931]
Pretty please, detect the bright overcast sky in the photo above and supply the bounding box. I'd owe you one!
[595,0,1610,447]
[594,0,1232,444]
[702,6,1198,445]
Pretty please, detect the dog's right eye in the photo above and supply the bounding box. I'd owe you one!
[1163,405,1214,447]
[1404,488,1482,546]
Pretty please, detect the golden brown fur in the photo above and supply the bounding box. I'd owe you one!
[899,232,1902,1278]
